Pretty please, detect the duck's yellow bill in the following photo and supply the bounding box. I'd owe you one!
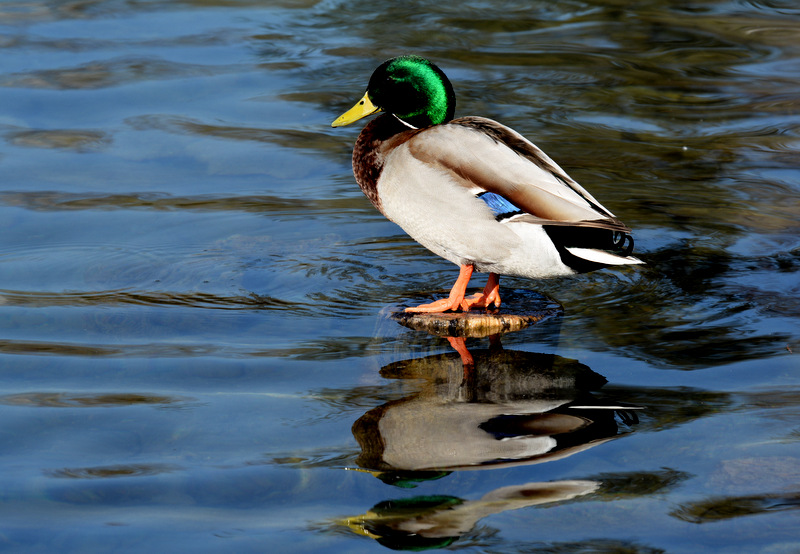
[331,93,381,127]
[338,513,382,540]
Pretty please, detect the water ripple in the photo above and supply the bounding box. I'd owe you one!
[0,288,302,311]
[0,392,187,408]
[46,463,182,479]
[4,128,111,151]
[0,190,369,214]
[0,0,797,550]
[125,114,344,153]
[0,56,241,90]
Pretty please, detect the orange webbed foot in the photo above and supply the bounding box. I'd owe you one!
[405,268,502,313]
[405,265,474,313]
[404,297,463,313]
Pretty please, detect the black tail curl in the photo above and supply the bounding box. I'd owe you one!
[543,225,636,274]
[612,231,635,256]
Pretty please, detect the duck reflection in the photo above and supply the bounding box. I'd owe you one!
[353,347,638,473]
[343,333,641,548]
[340,302,642,548]
[342,480,599,549]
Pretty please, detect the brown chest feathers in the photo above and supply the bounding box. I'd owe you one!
[352,114,421,214]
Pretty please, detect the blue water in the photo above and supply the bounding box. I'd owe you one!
[1,1,799,552]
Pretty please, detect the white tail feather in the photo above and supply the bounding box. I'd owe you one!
[565,247,644,266]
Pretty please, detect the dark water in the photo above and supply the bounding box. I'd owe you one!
[1,0,799,552]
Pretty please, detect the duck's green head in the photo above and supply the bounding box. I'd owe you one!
[332,56,456,129]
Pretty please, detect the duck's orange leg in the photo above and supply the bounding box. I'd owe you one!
[461,272,501,310]
[405,265,474,313]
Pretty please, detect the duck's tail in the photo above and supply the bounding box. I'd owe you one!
[543,226,644,274]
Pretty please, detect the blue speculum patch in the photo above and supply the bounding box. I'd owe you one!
[477,191,523,220]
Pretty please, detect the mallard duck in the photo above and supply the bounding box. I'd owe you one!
[332,55,642,313]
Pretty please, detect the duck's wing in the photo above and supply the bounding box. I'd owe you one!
[406,116,628,233]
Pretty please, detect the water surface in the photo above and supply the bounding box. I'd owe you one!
[1,0,799,552]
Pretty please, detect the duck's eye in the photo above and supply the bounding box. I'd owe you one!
[359,100,364,105]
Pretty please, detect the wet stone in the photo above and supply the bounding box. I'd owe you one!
[391,290,563,338]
